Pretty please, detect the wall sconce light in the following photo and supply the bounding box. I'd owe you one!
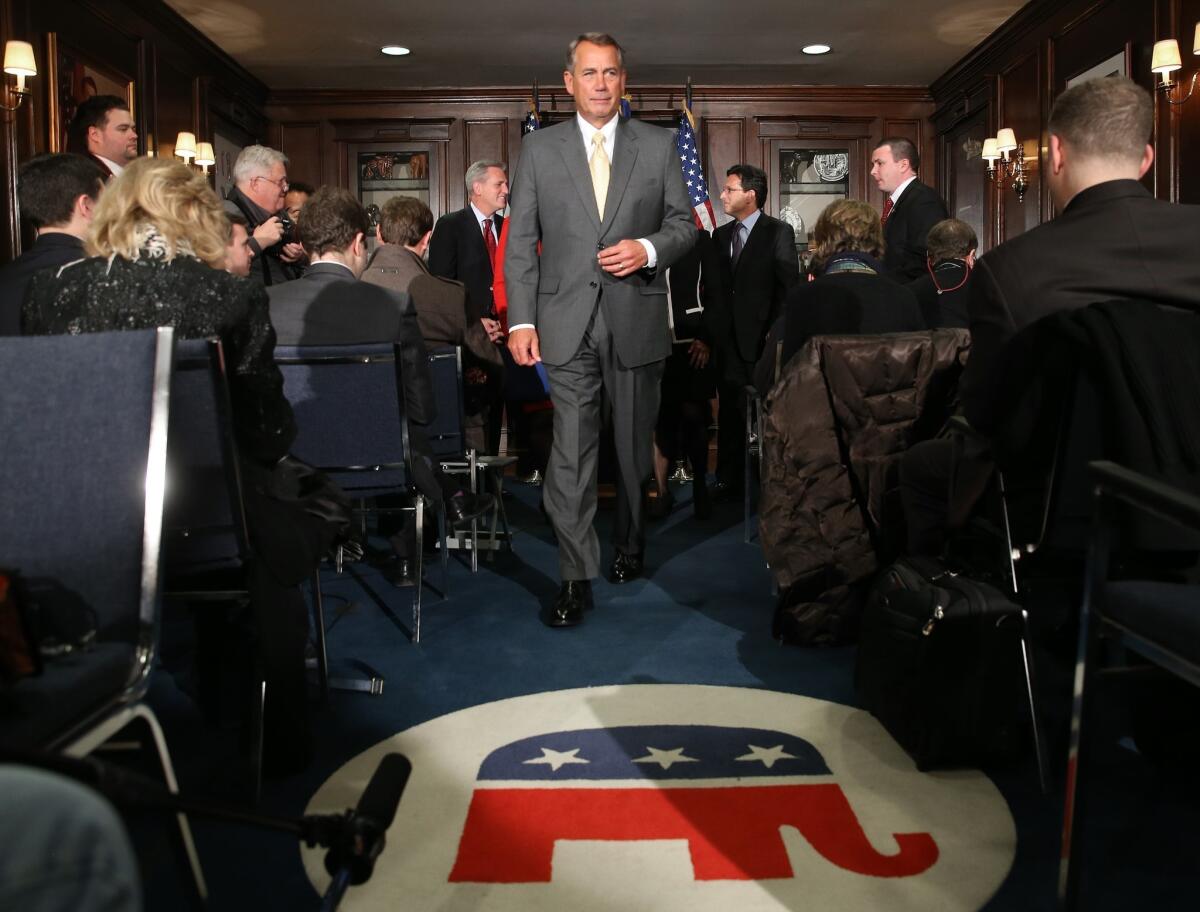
[174,131,197,162]
[194,142,215,175]
[1152,28,1200,105]
[2,40,37,113]
[982,126,1029,202]
[175,132,216,176]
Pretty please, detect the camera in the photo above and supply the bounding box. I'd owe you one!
[276,208,297,245]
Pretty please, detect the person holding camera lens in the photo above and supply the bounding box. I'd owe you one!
[223,144,305,285]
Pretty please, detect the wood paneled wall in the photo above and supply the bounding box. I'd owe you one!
[0,0,268,260]
[266,87,935,223]
[931,0,1200,250]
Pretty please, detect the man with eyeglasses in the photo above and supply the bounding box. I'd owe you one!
[708,163,800,499]
[224,144,306,285]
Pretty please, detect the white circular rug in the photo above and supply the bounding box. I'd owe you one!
[302,684,1016,910]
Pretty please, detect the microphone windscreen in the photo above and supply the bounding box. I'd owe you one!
[354,753,411,830]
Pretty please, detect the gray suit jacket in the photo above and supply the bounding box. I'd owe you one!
[504,117,697,367]
[363,244,501,368]
[266,261,434,425]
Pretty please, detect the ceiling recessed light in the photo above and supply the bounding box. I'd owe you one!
[381,45,411,56]
[802,44,831,55]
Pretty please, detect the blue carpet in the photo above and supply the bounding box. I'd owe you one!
[145,481,1199,910]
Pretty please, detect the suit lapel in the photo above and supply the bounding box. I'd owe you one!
[558,127,603,232]
[734,216,769,273]
[601,122,638,235]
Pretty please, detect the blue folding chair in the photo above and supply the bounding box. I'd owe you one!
[427,346,515,571]
[275,342,445,644]
[0,327,207,898]
[1060,460,1200,909]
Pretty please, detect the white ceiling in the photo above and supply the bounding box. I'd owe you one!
[165,0,1027,91]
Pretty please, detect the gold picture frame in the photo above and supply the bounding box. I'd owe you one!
[45,33,136,154]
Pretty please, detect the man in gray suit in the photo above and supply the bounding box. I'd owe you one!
[506,32,697,627]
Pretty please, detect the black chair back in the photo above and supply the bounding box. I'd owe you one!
[163,337,251,573]
[426,345,467,461]
[0,327,173,746]
[275,342,411,496]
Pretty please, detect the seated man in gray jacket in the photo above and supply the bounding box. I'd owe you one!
[362,196,504,453]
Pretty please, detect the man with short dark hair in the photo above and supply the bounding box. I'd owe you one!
[66,95,137,178]
[870,136,948,281]
[363,195,503,452]
[906,218,976,329]
[0,153,106,334]
[900,77,1200,555]
[267,187,492,572]
[224,212,255,279]
[709,162,800,495]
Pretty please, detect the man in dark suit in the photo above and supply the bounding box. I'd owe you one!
[363,195,504,452]
[506,32,696,626]
[429,159,509,451]
[267,187,492,571]
[0,153,105,335]
[430,160,509,322]
[66,95,137,179]
[871,137,948,282]
[709,163,800,494]
[906,217,976,330]
[901,77,1200,554]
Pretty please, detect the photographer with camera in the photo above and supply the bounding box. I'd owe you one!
[223,144,305,286]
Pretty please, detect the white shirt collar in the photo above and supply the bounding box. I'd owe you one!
[576,112,619,162]
[97,155,124,176]
[310,257,357,277]
[470,202,500,234]
[890,175,917,204]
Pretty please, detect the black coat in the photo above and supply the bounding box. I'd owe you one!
[962,179,1200,431]
[24,252,296,466]
[663,230,719,403]
[709,212,801,364]
[755,268,924,395]
[882,179,948,282]
[266,262,434,427]
[224,186,301,287]
[428,207,503,321]
[0,233,85,335]
[907,260,971,330]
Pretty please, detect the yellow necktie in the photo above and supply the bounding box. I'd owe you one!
[590,132,610,219]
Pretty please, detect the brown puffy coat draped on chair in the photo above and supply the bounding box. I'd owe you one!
[760,329,970,645]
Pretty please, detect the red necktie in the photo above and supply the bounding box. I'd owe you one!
[881,197,894,227]
[482,217,498,272]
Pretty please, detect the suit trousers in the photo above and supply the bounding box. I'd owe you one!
[543,301,664,580]
[716,354,755,488]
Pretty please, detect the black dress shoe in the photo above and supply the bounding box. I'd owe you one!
[446,492,495,527]
[646,488,676,521]
[542,580,590,627]
[608,550,644,584]
[710,479,743,503]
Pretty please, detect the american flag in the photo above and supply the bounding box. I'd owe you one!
[522,79,541,135]
[677,104,716,232]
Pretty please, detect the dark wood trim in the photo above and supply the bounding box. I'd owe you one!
[269,84,932,108]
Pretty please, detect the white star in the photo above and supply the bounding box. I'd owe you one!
[523,747,589,772]
[735,744,799,769]
[633,746,700,770]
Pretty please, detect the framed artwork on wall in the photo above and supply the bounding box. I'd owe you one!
[45,34,136,154]
[1066,48,1128,89]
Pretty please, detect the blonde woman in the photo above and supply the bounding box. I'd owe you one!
[753,198,924,394]
[24,156,321,776]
